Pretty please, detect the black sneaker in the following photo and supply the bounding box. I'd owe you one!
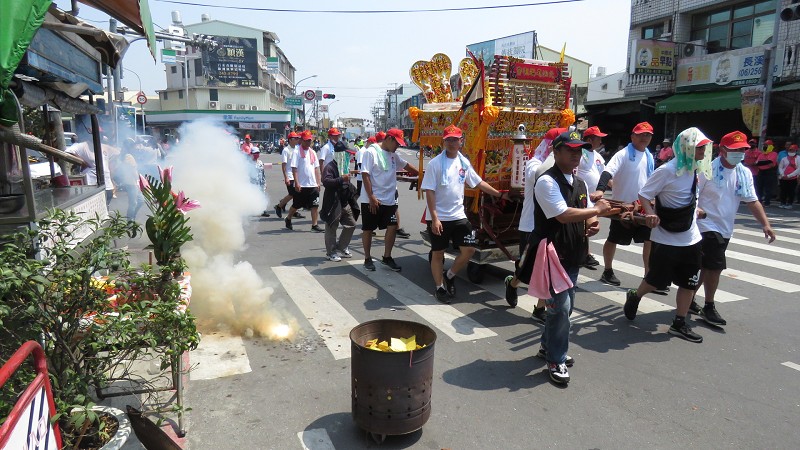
[274,204,283,218]
[624,289,640,320]
[548,362,570,385]
[531,306,546,324]
[396,228,411,238]
[600,269,621,286]
[311,224,323,232]
[688,299,702,315]
[364,257,376,271]
[434,286,450,304]
[381,256,401,272]
[294,212,305,219]
[537,347,574,367]
[668,322,703,343]
[583,254,600,269]
[653,286,670,296]
[699,304,727,326]
[504,275,518,307]
[284,218,293,230]
[443,271,456,297]
[261,211,271,217]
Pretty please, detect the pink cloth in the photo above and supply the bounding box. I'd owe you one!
[527,239,574,299]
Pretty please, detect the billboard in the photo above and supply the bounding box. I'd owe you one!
[675,45,783,92]
[202,35,259,87]
[629,39,675,75]
[467,31,537,68]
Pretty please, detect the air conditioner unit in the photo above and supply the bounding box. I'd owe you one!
[250,105,259,111]
[238,104,249,110]
[682,40,706,58]
[225,103,235,110]
[208,101,220,110]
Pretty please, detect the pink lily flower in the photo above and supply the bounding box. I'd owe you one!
[158,165,173,183]
[138,174,150,192]
[172,190,201,213]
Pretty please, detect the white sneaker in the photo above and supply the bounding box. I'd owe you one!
[327,252,342,262]
[339,247,352,258]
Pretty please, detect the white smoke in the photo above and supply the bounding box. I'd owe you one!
[166,120,294,338]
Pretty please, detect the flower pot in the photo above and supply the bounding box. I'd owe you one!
[69,405,132,450]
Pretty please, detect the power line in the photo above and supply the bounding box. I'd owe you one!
[155,0,587,14]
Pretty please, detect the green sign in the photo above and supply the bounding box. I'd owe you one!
[284,95,303,108]
[161,48,176,64]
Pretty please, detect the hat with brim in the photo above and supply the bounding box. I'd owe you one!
[553,131,591,149]
[300,130,313,141]
[632,122,654,135]
[443,125,463,139]
[720,131,750,150]
[583,126,607,138]
[386,128,407,147]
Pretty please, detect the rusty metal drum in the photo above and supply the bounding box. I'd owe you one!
[350,319,437,440]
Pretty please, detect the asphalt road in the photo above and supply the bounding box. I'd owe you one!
[161,149,800,449]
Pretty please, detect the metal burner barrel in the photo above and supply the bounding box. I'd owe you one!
[350,319,437,437]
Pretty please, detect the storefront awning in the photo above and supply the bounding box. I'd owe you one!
[78,0,156,59]
[772,82,800,93]
[655,90,741,114]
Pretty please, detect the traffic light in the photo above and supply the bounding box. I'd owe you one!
[781,0,800,21]
[323,94,336,99]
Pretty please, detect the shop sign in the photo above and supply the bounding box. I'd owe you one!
[629,39,675,75]
[675,45,783,92]
[239,122,271,129]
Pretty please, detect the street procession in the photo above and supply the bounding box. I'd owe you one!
[2,0,800,449]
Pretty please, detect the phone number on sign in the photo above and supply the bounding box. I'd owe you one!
[738,67,762,77]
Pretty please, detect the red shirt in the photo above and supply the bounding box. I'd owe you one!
[657,146,674,162]
[743,148,761,176]
[241,142,252,155]
[756,151,777,171]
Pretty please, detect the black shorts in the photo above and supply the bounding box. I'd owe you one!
[291,187,319,210]
[285,180,296,196]
[361,203,398,231]
[428,218,477,251]
[519,231,532,256]
[607,219,651,245]
[645,242,702,291]
[700,231,730,270]
[515,235,541,285]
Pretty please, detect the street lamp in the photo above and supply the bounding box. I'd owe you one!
[123,67,145,137]
[334,112,346,128]
[293,74,317,128]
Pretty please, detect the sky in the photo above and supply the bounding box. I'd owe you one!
[54,0,632,121]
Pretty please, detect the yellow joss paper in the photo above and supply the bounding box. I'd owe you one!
[377,340,390,351]
[366,335,426,352]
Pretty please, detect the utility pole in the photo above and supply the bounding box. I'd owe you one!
[758,0,784,148]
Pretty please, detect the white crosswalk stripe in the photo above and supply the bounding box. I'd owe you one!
[346,261,497,342]
[735,228,800,244]
[272,266,360,360]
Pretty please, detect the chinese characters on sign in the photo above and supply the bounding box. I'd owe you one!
[675,45,783,92]
[629,39,675,75]
[202,36,259,87]
[508,62,560,83]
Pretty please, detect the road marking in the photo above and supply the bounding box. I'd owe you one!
[272,266,359,360]
[729,236,800,258]
[772,226,800,235]
[781,361,800,372]
[735,228,800,245]
[189,332,252,381]
[298,428,336,450]
[576,274,673,314]
[348,261,497,342]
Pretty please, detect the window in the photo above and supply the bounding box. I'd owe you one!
[601,83,608,91]
[194,58,202,75]
[618,79,624,90]
[162,91,168,100]
[171,66,177,74]
[209,89,218,101]
[178,90,183,99]
[691,1,776,53]
[642,23,664,39]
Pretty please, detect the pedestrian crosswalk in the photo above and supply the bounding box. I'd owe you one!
[192,222,800,368]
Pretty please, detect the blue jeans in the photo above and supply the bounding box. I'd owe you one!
[541,266,579,365]
[122,184,144,220]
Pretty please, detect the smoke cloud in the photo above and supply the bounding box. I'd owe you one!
[166,120,294,338]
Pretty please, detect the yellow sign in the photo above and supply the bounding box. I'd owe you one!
[741,85,765,136]
[629,39,675,75]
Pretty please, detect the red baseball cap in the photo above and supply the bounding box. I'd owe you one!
[720,131,750,150]
[375,131,387,142]
[632,122,654,135]
[583,126,607,138]
[366,136,377,144]
[287,131,300,139]
[791,144,799,151]
[697,138,713,147]
[328,127,341,136]
[765,139,774,145]
[245,134,251,139]
[300,130,313,141]
[386,128,407,147]
[544,127,568,141]
[443,125,463,139]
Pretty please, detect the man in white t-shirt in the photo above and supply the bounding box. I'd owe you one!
[421,125,505,303]
[354,135,375,196]
[592,122,656,289]
[579,126,607,270]
[693,130,775,326]
[317,127,342,170]
[66,138,114,204]
[624,127,712,343]
[359,128,418,271]
[505,131,610,385]
[274,132,304,219]
[286,130,323,232]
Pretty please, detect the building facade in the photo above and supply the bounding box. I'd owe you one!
[587,0,800,147]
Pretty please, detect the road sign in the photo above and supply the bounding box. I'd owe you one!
[284,96,303,109]
[161,49,177,64]
[266,57,279,73]
[319,104,328,113]
[136,92,147,105]
[303,90,316,101]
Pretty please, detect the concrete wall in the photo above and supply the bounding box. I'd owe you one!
[588,71,627,102]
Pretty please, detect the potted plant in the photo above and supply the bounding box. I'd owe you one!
[0,209,200,448]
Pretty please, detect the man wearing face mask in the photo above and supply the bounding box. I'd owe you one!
[755,139,778,206]
[778,144,800,209]
[691,131,775,326]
